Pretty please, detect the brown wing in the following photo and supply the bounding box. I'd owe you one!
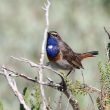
[59,41,83,69]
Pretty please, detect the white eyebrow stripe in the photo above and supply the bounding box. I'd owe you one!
[51,32,57,35]
[52,33,56,35]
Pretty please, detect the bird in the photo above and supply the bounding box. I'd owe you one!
[46,31,98,76]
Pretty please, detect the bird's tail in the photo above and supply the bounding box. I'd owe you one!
[79,51,99,60]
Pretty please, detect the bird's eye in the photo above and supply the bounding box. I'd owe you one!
[48,31,58,38]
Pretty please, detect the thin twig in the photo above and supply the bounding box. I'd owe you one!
[11,56,62,78]
[81,71,95,109]
[64,89,80,110]
[81,84,101,94]
[88,93,95,110]
[104,27,110,39]
[1,67,62,90]
[1,66,30,110]
[55,93,62,110]
[66,96,71,110]
[35,0,50,109]
[81,70,85,84]
[104,27,110,61]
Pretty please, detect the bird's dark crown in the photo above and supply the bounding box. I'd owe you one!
[48,31,62,40]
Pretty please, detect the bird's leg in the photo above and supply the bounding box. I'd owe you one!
[66,69,73,76]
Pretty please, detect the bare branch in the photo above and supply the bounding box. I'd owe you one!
[55,93,62,110]
[104,27,110,39]
[66,96,71,110]
[35,0,51,109]
[104,27,110,61]
[88,93,95,110]
[81,71,96,110]
[81,70,85,84]
[81,84,101,94]
[1,66,30,110]
[64,89,80,110]
[2,66,80,110]
[11,56,62,77]
[1,67,62,90]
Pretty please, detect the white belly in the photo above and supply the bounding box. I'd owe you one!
[48,59,73,70]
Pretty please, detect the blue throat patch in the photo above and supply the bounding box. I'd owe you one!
[46,35,59,58]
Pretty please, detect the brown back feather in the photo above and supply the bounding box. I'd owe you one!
[59,41,83,69]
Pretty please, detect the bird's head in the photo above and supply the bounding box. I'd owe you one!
[47,31,62,40]
[46,31,60,58]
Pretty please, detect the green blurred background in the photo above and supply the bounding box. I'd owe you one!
[0,0,110,110]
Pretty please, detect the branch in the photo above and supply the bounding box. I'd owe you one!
[64,90,80,110]
[1,66,63,90]
[10,56,102,109]
[1,66,30,110]
[55,93,62,110]
[104,27,110,61]
[1,65,81,110]
[11,56,62,78]
[38,0,50,109]
[104,27,110,39]
[81,84,101,94]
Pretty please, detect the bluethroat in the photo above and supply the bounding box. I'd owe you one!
[46,31,98,76]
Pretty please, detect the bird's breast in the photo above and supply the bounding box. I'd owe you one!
[46,41,60,59]
[47,52,62,62]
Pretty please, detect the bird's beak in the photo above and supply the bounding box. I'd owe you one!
[47,32,51,37]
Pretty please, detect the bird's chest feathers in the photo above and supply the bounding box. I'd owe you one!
[46,37,60,59]
[46,36,73,69]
